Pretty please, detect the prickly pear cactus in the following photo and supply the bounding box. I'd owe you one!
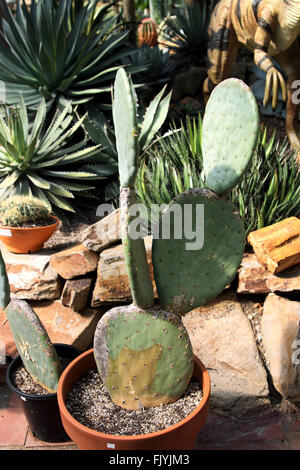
[93,69,195,410]
[152,188,245,315]
[94,304,194,410]
[6,299,62,393]
[0,249,10,309]
[202,78,259,195]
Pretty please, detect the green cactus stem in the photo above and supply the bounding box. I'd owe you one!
[6,299,62,393]
[120,187,154,308]
[0,249,10,309]
[94,304,194,410]
[113,68,154,309]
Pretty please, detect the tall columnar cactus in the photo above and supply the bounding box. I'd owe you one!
[94,72,260,410]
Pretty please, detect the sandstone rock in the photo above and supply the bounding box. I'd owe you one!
[183,291,270,417]
[0,300,105,356]
[261,293,300,400]
[61,277,93,311]
[50,243,99,279]
[0,308,18,358]
[237,253,300,294]
[92,236,156,306]
[1,244,62,300]
[247,217,300,274]
[81,209,121,253]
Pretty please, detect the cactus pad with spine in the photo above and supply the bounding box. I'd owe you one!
[112,68,139,188]
[152,188,245,315]
[202,78,259,195]
[94,304,194,410]
[6,299,62,393]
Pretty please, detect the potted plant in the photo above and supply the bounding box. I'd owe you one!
[0,196,59,253]
[0,250,81,442]
[57,71,260,450]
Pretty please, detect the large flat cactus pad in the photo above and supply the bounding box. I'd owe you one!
[202,78,259,195]
[94,304,194,410]
[6,299,62,393]
[152,188,245,315]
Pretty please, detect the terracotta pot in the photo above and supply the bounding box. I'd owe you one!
[0,215,59,254]
[57,348,210,450]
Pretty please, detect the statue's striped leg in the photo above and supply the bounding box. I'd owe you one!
[203,0,239,104]
[276,43,300,163]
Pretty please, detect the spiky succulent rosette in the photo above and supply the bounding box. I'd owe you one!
[94,304,194,410]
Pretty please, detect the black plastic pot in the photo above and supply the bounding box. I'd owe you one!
[6,343,81,443]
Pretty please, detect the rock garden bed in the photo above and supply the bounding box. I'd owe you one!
[2,206,300,423]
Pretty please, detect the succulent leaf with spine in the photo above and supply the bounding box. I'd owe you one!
[0,249,10,310]
[94,73,259,411]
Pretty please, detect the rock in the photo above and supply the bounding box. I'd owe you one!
[0,244,62,300]
[247,217,300,274]
[50,243,99,280]
[61,277,93,311]
[91,236,156,306]
[81,209,121,253]
[183,291,270,417]
[237,253,300,294]
[0,300,105,357]
[172,66,206,101]
[261,293,300,400]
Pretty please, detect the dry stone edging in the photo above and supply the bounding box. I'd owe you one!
[183,291,270,417]
[91,235,156,306]
[81,209,121,253]
[61,277,93,312]
[49,243,99,280]
[237,252,300,294]
[261,293,300,401]
[0,244,62,300]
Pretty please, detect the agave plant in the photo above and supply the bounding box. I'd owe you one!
[0,98,104,214]
[136,117,300,235]
[0,0,144,110]
[161,3,209,67]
